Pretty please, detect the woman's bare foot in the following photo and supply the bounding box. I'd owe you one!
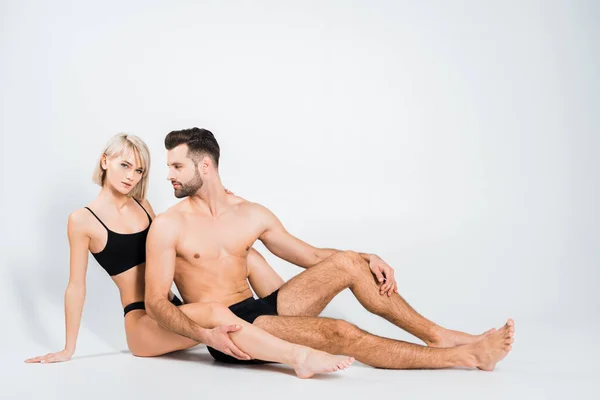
[428,328,497,348]
[291,347,355,379]
[467,319,515,371]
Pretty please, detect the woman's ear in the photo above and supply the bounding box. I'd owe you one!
[101,154,108,170]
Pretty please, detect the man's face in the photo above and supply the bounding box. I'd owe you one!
[167,144,203,198]
[103,151,144,195]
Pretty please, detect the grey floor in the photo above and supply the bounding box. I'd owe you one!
[6,320,598,400]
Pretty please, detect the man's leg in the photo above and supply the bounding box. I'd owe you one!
[253,315,514,370]
[275,251,495,347]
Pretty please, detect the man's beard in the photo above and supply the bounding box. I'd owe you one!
[174,168,203,198]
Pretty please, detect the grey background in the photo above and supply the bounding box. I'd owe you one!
[1,0,599,398]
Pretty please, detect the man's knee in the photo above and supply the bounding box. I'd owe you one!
[328,319,363,348]
[334,250,369,272]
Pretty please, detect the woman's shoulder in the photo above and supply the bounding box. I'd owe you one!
[67,207,96,235]
[137,196,152,209]
[136,197,156,217]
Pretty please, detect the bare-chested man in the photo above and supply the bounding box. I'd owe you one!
[145,128,514,370]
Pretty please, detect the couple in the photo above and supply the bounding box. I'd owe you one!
[26,128,514,377]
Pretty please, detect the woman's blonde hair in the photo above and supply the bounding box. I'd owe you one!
[92,133,151,200]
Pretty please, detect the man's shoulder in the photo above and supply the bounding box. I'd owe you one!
[154,208,184,223]
[158,198,191,218]
[234,200,279,227]
[234,198,269,215]
[149,205,185,236]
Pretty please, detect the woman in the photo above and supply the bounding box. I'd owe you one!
[25,133,354,378]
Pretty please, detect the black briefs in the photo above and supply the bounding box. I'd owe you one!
[123,294,183,316]
[207,289,279,364]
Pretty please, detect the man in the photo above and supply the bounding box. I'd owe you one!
[145,128,514,370]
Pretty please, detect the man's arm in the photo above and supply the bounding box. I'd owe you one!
[257,204,368,267]
[256,204,398,295]
[144,214,209,342]
[144,214,251,359]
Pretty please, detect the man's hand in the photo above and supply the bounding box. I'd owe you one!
[369,255,398,296]
[203,325,252,360]
[25,349,74,364]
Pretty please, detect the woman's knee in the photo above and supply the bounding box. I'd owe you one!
[179,301,233,327]
[131,349,150,357]
[205,302,237,326]
[129,344,158,357]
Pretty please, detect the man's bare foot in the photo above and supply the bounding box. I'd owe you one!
[428,328,497,348]
[291,347,355,379]
[467,319,515,371]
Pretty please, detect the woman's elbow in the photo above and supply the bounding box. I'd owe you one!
[65,282,86,296]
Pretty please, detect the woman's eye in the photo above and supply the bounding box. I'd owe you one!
[136,170,143,174]
[121,163,129,168]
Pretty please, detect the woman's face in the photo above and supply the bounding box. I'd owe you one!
[102,152,145,195]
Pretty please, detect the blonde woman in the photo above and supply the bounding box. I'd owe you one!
[25,133,354,378]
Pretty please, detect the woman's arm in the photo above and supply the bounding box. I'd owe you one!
[25,210,90,363]
[247,248,285,298]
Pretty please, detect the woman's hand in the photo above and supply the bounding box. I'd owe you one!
[25,349,74,364]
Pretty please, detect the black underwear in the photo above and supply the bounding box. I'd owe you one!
[123,294,183,316]
[207,289,279,364]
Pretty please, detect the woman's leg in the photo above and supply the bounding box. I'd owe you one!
[126,302,354,378]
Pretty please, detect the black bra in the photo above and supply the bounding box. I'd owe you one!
[85,198,151,276]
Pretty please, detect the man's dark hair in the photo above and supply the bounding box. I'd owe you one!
[164,127,220,167]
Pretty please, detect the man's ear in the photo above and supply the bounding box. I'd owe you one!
[200,156,212,174]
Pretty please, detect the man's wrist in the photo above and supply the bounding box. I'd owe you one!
[195,327,209,344]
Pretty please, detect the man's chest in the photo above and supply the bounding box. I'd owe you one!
[176,215,263,261]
